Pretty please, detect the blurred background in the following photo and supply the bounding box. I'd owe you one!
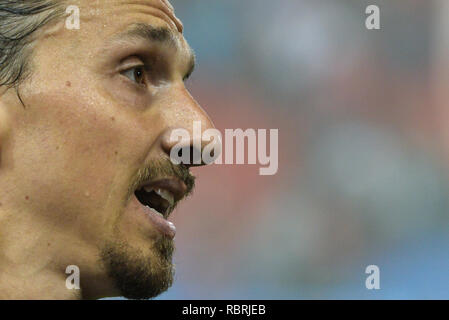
[155,0,449,299]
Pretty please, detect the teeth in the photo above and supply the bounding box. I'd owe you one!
[142,186,175,208]
[153,210,164,218]
[154,188,175,207]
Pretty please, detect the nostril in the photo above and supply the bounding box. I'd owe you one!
[161,126,221,166]
[172,145,203,166]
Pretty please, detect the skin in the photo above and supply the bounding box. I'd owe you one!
[0,0,219,299]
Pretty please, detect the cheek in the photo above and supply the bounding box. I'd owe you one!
[10,87,147,224]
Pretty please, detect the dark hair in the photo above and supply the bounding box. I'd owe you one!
[0,1,63,88]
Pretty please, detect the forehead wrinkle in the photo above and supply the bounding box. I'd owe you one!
[113,0,183,33]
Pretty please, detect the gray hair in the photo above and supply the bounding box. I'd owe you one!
[0,1,63,88]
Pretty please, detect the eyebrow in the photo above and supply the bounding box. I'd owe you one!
[124,23,177,46]
[119,23,196,80]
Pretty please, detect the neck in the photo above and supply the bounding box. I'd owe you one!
[0,190,123,299]
[0,211,117,299]
[0,266,82,300]
[0,215,82,299]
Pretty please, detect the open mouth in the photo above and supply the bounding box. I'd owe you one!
[131,177,189,238]
[134,187,175,220]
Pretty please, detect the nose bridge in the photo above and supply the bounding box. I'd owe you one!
[170,86,215,138]
[160,87,221,165]
[181,88,215,134]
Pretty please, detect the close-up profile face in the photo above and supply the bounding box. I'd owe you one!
[0,0,218,299]
[3,0,449,307]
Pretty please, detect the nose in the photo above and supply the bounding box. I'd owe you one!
[160,89,222,167]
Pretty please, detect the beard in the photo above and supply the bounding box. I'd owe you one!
[100,236,175,300]
[99,158,193,299]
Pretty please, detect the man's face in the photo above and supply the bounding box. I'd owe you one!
[0,0,216,299]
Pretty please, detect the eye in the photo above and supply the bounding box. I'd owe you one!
[121,65,146,85]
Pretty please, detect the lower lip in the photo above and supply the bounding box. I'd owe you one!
[132,195,176,239]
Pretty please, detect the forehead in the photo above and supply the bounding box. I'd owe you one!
[75,0,183,33]
[58,0,192,60]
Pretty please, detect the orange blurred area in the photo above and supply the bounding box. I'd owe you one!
[157,0,449,299]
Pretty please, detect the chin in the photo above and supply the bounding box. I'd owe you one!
[100,236,175,299]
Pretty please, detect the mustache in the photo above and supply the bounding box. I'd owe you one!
[128,158,195,201]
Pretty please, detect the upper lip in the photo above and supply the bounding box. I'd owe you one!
[136,177,188,202]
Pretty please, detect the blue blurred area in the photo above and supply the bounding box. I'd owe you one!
[150,0,449,299]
